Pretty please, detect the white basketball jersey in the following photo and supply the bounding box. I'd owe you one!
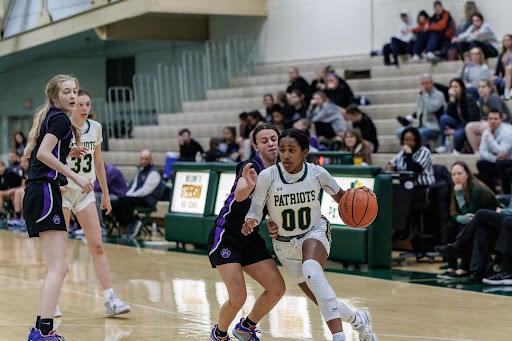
[253,162,340,237]
[66,119,103,190]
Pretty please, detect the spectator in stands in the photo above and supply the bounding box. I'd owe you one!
[275,91,288,110]
[307,91,347,139]
[460,47,491,98]
[452,12,498,60]
[339,129,372,165]
[466,80,511,152]
[412,1,454,62]
[477,109,512,193]
[436,161,498,281]
[455,1,479,36]
[7,150,21,176]
[307,68,326,103]
[383,10,415,66]
[178,128,204,161]
[387,127,435,243]
[493,34,512,99]
[286,67,309,95]
[247,110,265,129]
[436,78,479,153]
[285,89,307,125]
[219,126,240,161]
[270,105,286,131]
[396,74,446,144]
[293,118,318,150]
[112,150,162,238]
[205,138,227,162]
[480,215,512,285]
[346,104,379,152]
[94,163,128,229]
[0,161,22,219]
[238,111,251,143]
[14,132,27,157]
[263,93,275,120]
[6,156,29,228]
[324,72,354,109]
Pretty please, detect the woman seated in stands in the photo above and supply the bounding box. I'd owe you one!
[436,161,498,281]
[220,126,240,162]
[383,10,415,66]
[460,47,491,98]
[436,78,479,153]
[306,91,347,140]
[452,12,499,60]
[465,79,512,152]
[386,127,436,242]
[324,73,354,109]
[339,129,372,165]
[493,34,512,99]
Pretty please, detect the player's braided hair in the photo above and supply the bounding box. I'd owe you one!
[279,128,310,151]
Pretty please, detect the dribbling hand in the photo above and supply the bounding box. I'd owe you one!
[267,221,279,239]
[242,218,258,236]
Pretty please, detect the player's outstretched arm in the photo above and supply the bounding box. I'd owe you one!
[234,163,256,202]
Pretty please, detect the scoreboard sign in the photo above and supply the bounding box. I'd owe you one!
[171,172,211,214]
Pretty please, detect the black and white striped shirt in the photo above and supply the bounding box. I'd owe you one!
[389,146,435,187]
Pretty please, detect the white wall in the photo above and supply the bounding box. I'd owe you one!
[210,0,512,64]
[210,0,373,64]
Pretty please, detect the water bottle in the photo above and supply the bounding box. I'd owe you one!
[444,136,451,153]
[359,95,367,106]
[195,151,202,163]
[152,222,157,237]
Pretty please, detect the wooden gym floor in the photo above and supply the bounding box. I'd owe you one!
[1,230,511,341]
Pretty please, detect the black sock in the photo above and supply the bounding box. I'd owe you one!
[40,319,53,335]
[242,316,257,328]
[215,326,228,337]
[15,212,21,219]
[35,316,40,329]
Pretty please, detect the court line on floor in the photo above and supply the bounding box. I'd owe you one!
[377,334,477,341]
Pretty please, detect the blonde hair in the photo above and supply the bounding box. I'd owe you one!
[477,79,497,94]
[471,47,486,65]
[464,1,478,20]
[27,75,80,151]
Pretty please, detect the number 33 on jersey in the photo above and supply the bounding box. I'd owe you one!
[67,119,103,190]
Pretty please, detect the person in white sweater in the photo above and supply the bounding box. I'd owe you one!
[383,9,415,66]
[452,12,498,59]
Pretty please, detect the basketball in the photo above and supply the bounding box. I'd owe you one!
[338,188,378,228]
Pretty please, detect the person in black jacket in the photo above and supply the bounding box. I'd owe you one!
[307,68,326,105]
[284,89,307,126]
[178,128,204,161]
[345,104,379,152]
[324,73,354,109]
[286,67,309,95]
[436,78,479,153]
[493,34,512,97]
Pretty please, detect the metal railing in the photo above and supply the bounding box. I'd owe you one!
[107,86,135,139]
[157,63,184,113]
[180,51,209,102]
[133,74,159,125]
[226,35,258,79]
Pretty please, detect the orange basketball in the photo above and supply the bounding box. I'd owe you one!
[338,188,378,228]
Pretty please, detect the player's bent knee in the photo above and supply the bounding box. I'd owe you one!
[303,259,340,321]
[90,242,105,256]
[229,290,247,309]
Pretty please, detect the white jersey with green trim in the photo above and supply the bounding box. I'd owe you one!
[66,119,103,191]
[246,162,341,237]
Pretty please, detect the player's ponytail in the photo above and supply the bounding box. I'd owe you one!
[279,128,310,151]
[27,75,80,150]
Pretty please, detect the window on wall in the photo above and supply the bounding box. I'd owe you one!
[106,57,135,99]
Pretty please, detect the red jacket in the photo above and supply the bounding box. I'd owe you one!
[427,10,454,39]
[412,22,428,34]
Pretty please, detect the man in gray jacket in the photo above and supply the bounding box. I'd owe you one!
[396,74,446,144]
[477,109,512,193]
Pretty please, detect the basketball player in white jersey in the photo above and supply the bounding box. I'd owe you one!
[59,89,131,317]
[243,129,377,341]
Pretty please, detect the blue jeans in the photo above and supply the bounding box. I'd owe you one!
[439,114,466,151]
[413,31,448,55]
[466,87,479,99]
[396,126,440,144]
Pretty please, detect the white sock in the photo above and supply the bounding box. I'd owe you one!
[103,288,114,301]
[332,332,346,341]
[337,300,361,325]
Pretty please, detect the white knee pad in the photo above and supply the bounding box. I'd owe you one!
[303,259,340,322]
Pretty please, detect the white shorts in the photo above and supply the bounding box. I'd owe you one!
[272,217,331,283]
[62,188,96,214]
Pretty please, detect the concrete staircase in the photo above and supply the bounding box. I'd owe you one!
[103,55,510,178]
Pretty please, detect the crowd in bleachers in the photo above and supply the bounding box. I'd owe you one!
[2,0,512,285]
